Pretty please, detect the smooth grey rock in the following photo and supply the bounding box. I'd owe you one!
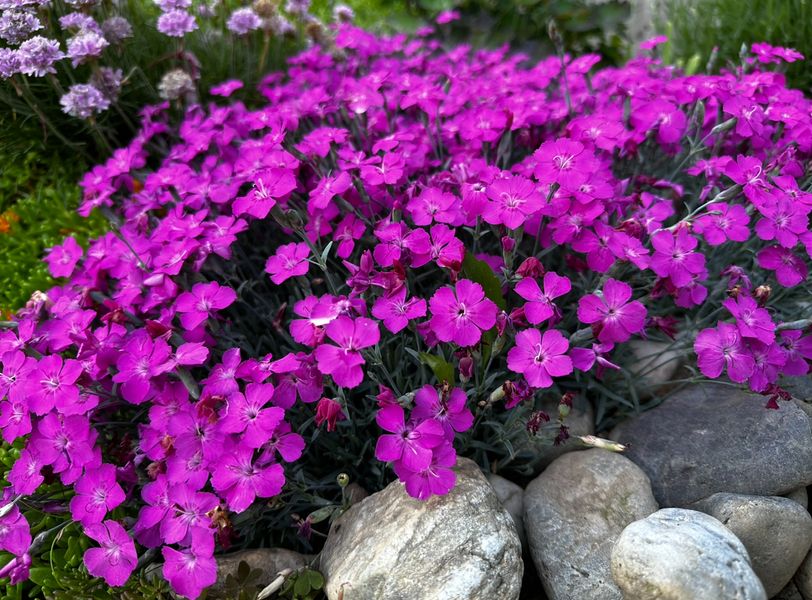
[524,449,658,600]
[517,397,595,474]
[204,548,309,599]
[691,493,812,596]
[627,340,683,398]
[796,550,812,600]
[773,581,803,600]
[785,487,809,511]
[487,473,526,549]
[319,458,523,600]
[611,508,767,600]
[611,384,812,506]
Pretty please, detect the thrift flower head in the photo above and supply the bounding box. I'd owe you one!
[157,10,197,37]
[60,83,110,119]
[17,36,63,76]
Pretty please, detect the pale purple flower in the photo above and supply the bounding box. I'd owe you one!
[101,16,133,43]
[17,36,64,76]
[0,48,21,78]
[0,8,42,44]
[60,83,110,119]
[157,10,197,37]
[67,31,108,66]
[227,7,262,35]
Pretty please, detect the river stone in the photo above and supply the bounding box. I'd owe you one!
[796,550,812,600]
[611,508,767,600]
[627,340,683,398]
[195,548,309,599]
[319,457,522,600]
[524,449,658,600]
[691,493,812,596]
[487,473,526,549]
[611,384,812,506]
[785,487,809,510]
[774,581,804,600]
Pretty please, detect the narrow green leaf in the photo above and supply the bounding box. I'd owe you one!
[418,352,454,384]
[462,252,506,310]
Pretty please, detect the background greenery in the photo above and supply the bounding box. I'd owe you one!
[660,0,812,91]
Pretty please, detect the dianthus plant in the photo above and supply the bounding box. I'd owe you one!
[0,25,811,598]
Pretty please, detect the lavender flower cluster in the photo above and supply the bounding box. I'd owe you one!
[0,24,811,598]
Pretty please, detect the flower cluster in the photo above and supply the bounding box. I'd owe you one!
[1,28,812,597]
[0,0,349,155]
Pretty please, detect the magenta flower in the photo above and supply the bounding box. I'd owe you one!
[25,355,83,416]
[408,187,459,225]
[533,138,590,190]
[233,168,297,219]
[112,332,174,405]
[393,444,457,500]
[371,287,427,333]
[694,322,755,382]
[758,246,808,287]
[133,476,172,548]
[428,279,498,347]
[375,404,445,471]
[175,282,237,330]
[261,421,305,463]
[722,295,776,344]
[219,384,284,448]
[650,229,706,287]
[754,197,810,248]
[314,317,380,388]
[8,449,44,495]
[483,174,544,229]
[693,203,750,246]
[577,279,647,343]
[70,464,126,526]
[411,385,473,440]
[514,271,571,325]
[162,530,217,600]
[309,172,351,211]
[507,329,573,388]
[83,520,137,587]
[778,330,812,376]
[30,414,97,485]
[265,242,311,285]
[211,445,285,513]
[201,347,241,397]
[405,225,464,270]
[747,340,787,392]
[0,395,31,444]
[0,491,31,557]
[161,485,218,546]
[45,237,83,278]
[631,100,687,144]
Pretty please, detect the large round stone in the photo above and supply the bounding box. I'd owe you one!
[611,508,766,600]
[319,458,523,600]
[691,493,812,596]
[524,449,658,600]
[611,384,812,506]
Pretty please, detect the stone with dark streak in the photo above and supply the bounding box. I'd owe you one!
[319,457,523,600]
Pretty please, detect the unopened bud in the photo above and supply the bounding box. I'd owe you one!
[710,117,737,135]
[754,284,771,305]
[501,235,516,253]
[516,256,545,279]
[337,473,350,488]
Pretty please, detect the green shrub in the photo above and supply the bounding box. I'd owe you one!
[409,0,631,63]
[0,153,105,315]
[661,0,812,90]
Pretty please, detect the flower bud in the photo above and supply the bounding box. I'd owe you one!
[459,355,474,382]
[337,473,350,488]
[501,235,515,253]
[754,284,771,305]
[516,256,544,278]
